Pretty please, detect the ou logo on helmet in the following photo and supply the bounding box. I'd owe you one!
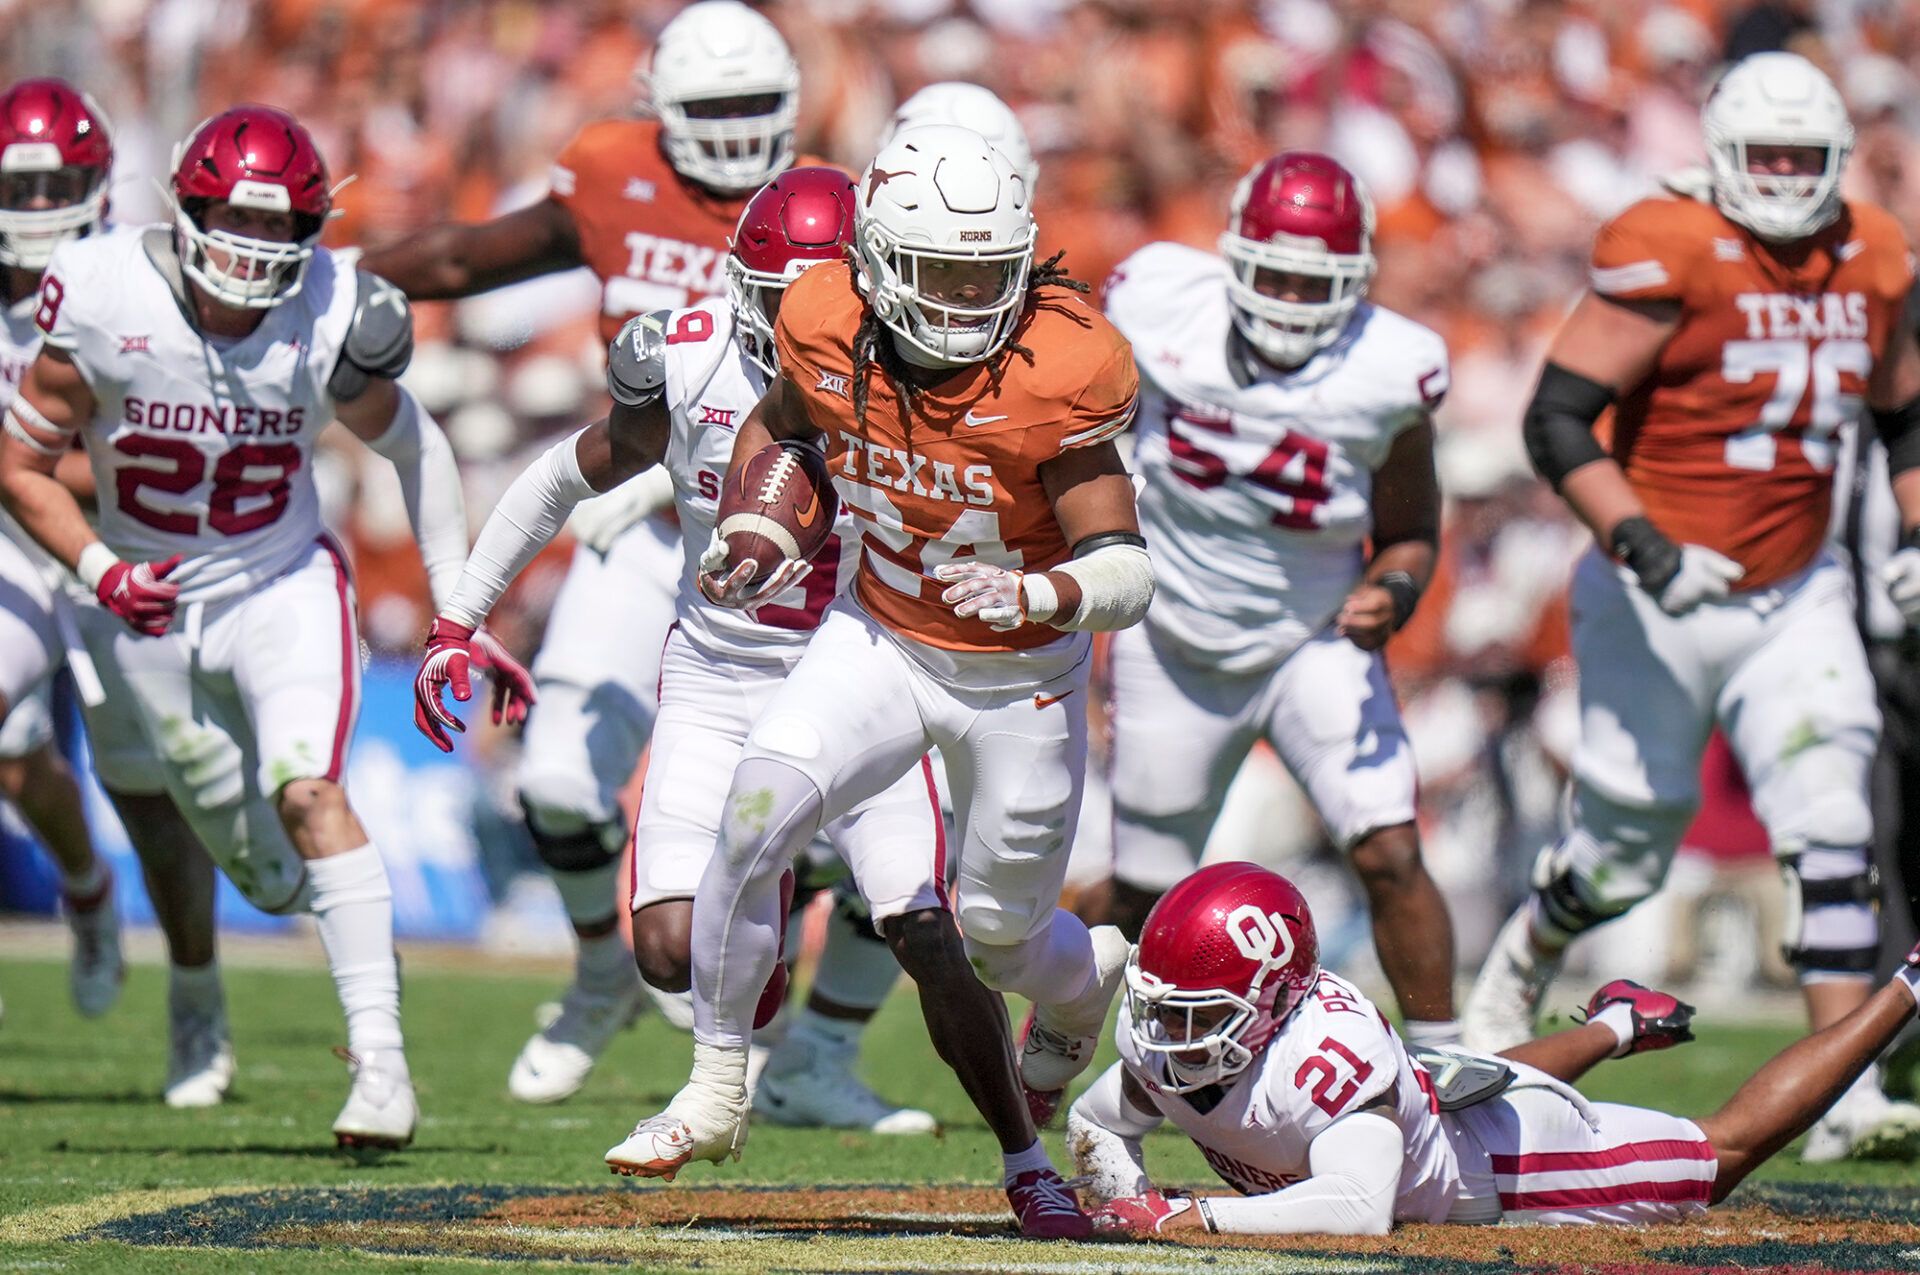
[1226,904,1295,970]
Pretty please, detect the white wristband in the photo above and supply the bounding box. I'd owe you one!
[76,541,120,593]
[1019,571,1060,625]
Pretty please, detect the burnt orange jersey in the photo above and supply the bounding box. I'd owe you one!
[1590,194,1914,588]
[775,261,1139,653]
[550,119,835,343]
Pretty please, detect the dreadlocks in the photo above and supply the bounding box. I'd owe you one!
[848,250,1091,441]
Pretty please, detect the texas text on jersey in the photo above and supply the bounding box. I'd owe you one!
[641,296,859,656]
[1116,969,1461,1222]
[1590,191,1912,589]
[773,259,1138,660]
[1107,240,1448,672]
[33,228,360,604]
[551,119,836,342]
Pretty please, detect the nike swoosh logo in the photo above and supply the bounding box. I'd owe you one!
[793,487,820,528]
[965,410,1008,427]
[1033,690,1074,709]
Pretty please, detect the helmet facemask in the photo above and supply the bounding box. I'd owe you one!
[175,190,324,310]
[1220,229,1373,368]
[725,251,804,377]
[657,88,798,195]
[0,161,106,270]
[857,222,1033,366]
[1706,132,1850,243]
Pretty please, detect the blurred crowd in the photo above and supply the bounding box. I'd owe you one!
[6,0,1919,969]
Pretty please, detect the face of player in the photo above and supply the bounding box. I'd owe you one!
[1250,266,1334,306]
[199,200,297,284]
[0,167,92,212]
[918,258,1020,328]
[1744,142,1828,178]
[1149,1000,1238,1067]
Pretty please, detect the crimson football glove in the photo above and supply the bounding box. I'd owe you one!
[1090,1190,1195,1235]
[96,554,184,637]
[414,616,536,753]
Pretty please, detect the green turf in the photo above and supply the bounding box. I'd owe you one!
[1,952,1917,1271]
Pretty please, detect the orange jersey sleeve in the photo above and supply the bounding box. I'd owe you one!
[1595,196,1915,588]
[775,267,1137,652]
[552,122,844,344]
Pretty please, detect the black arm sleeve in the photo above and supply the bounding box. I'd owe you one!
[1521,362,1614,489]
[1873,394,1920,479]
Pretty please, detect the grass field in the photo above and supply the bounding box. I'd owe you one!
[5,936,1920,1273]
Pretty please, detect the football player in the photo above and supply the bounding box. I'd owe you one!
[1079,152,1458,1047]
[881,82,1039,193]
[1071,861,1920,1235]
[602,124,1150,1238]
[414,168,937,1135]
[0,78,126,1024]
[1461,52,1920,1161]
[0,105,533,1149]
[362,4,908,1121]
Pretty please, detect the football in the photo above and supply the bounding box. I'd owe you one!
[715,441,838,583]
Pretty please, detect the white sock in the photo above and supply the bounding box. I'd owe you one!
[170,960,224,1017]
[1002,1138,1052,1183]
[1402,1019,1461,1049]
[551,858,624,932]
[307,844,403,1056]
[791,1005,861,1052]
[812,905,901,1011]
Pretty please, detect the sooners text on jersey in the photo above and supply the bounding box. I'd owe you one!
[1590,193,1913,589]
[35,228,355,604]
[1117,969,1460,1223]
[773,260,1138,656]
[1107,242,1447,673]
[552,120,835,343]
[651,297,858,656]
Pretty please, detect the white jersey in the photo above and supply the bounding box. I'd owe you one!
[36,228,358,604]
[658,296,859,660]
[1117,970,1460,1223]
[1105,242,1449,673]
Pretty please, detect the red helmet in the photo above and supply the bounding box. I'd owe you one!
[0,78,112,270]
[725,166,857,376]
[1220,152,1375,368]
[170,105,332,309]
[1125,863,1320,1093]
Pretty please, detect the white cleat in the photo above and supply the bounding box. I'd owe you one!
[1804,1083,1920,1163]
[332,1048,419,1151]
[1019,925,1130,1127]
[66,879,124,1019]
[752,1033,938,1134]
[607,1089,748,1180]
[164,1008,235,1109]
[1461,907,1562,1054]
[508,976,646,1104]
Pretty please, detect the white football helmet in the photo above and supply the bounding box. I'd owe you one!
[881,83,1039,194]
[643,0,800,194]
[1702,52,1853,243]
[854,124,1035,367]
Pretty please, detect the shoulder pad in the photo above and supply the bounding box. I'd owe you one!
[607,310,672,407]
[329,271,414,402]
[1409,1045,1515,1112]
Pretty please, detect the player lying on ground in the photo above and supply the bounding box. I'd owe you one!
[1071,861,1920,1235]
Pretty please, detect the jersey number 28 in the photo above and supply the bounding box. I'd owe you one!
[113,436,301,536]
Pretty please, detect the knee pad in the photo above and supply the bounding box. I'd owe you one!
[957,893,1047,947]
[1780,849,1879,978]
[1761,771,1874,858]
[515,767,617,837]
[518,794,624,873]
[962,931,1037,991]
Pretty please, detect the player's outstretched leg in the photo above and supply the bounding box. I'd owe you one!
[972,911,1128,1128]
[106,788,232,1107]
[1350,822,1456,1042]
[606,758,821,1179]
[1696,945,1920,1199]
[276,779,417,1151]
[883,906,1091,1238]
[754,887,936,1135]
[0,741,123,1017]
